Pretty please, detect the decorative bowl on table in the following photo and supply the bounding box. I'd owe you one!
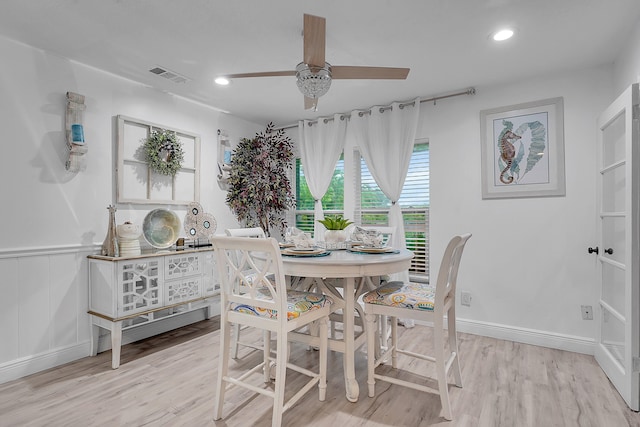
[142,209,181,249]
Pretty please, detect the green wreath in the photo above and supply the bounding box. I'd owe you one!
[143,129,184,176]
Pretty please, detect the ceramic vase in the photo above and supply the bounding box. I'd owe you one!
[324,229,347,243]
[101,205,119,257]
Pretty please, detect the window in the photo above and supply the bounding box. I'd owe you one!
[355,140,430,279]
[292,141,430,281]
[294,156,345,235]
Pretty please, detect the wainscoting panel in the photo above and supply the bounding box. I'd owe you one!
[18,254,52,357]
[0,258,20,364]
[0,245,219,385]
[0,246,96,384]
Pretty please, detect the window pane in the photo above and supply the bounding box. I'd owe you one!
[295,156,345,235]
[357,142,430,279]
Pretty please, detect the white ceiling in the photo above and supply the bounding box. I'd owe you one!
[1,0,639,126]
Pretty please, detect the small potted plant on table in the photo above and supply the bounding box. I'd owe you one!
[317,215,353,244]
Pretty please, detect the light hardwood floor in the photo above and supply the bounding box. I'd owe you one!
[1,318,638,427]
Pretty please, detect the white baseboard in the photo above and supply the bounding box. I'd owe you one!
[0,342,91,385]
[454,317,595,355]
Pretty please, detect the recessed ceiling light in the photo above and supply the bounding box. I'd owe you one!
[215,77,230,85]
[492,29,514,41]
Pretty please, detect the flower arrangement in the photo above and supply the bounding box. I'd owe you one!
[225,123,296,236]
[143,129,184,176]
[317,215,353,230]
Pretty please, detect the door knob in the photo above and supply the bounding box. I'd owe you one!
[604,248,614,255]
[588,247,599,254]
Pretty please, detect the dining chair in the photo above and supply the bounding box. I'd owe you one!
[328,225,396,341]
[356,226,396,343]
[362,233,471,420]
[225,227,267,358]
[212,236,333,427]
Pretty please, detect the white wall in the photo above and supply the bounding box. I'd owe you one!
[420,66,613,353]
[0,36,261,251]
[613,18,640,95]
[0,35,261,383]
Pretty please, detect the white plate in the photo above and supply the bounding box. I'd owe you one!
[283,248,325,255]
[350,246,394,253]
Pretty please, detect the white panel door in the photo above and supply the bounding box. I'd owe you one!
[594,83,640,410]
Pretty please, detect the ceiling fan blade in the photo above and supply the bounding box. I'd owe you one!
[304,14,326,67]
[225,70,296,78]
[332,66,410,80]
[304,96,317,110]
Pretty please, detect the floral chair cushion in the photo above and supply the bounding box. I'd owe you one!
[231,289,333,321]
[363,281,435,311]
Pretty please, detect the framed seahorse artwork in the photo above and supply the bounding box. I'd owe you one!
[480,97,565,199]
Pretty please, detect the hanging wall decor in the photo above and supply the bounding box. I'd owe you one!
[216,129,232,191]
[143,128,185,176]
[480,97,565,199]
[65,91,88,172]
[116,115,200,205]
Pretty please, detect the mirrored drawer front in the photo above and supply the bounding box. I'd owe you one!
[165,277,202,305]
[165,254,203,279]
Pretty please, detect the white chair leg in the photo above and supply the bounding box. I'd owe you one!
[214,317,232,420]
[318,317,328,401]
[264,330,272,383]
[365,312,377,397]
[271,331,287,427]
[447,308,463,387]
[380,314,389,351]
[391,316,398,368]
[231,323,241,359]
[434,324,453,421]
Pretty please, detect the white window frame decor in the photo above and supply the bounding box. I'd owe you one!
[116,115,200,205]
[480,97,565,199]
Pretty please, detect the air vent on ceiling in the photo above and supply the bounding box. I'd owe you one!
[149,66,190,84]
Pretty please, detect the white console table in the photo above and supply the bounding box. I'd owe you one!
[88,247,219,368]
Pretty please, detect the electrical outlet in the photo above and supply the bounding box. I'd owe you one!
[461,291,472,307]
[581,305,593,320]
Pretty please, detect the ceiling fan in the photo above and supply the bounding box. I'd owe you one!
[220,14,410,110]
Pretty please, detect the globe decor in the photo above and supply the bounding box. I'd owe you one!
[143,128,184,176]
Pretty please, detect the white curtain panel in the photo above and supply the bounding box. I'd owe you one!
[298,114,347,240]
[350,98,420,282]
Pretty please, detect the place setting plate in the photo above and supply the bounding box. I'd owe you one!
[282,247,331,257]
[348,245,400,254]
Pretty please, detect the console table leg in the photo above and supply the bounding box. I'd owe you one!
[111,321,123,369]
[90,323,100,356]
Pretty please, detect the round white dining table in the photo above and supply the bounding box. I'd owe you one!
[281,248,414,402]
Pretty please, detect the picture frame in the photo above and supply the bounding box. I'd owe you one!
[480,97,565,199]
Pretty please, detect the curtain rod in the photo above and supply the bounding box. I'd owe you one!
[274,87,476,130]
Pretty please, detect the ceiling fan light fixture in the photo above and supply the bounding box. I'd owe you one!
[214,77,230,85]
[296,62,332,99]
